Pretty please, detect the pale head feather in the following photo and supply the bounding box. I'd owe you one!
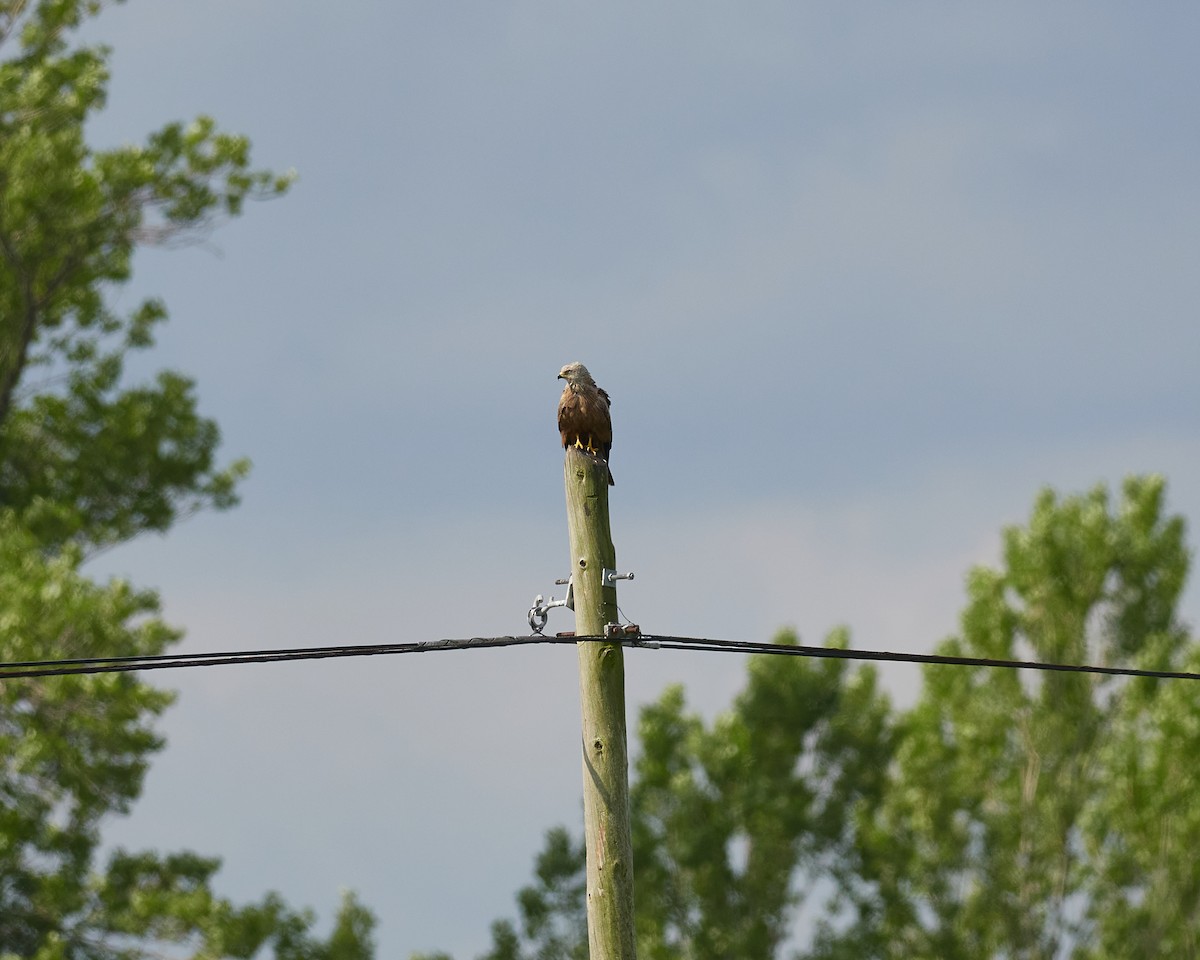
[557,361,595,385]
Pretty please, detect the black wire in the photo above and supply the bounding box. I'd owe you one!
[0,634,1197,682]
[0,636,573,680]
[635,635,1200,681]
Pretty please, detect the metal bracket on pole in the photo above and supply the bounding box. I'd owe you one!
[602,569,635,587]
[528,577,574,635]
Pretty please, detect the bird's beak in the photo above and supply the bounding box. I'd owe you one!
[556,373,564,380]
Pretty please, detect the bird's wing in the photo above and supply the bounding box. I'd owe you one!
[558,384,581,446]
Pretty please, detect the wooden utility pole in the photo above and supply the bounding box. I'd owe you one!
[563,445,637,959]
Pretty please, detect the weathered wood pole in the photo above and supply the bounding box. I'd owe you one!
[563,445,637,959]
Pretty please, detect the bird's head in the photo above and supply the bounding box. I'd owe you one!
[557,361,594,385]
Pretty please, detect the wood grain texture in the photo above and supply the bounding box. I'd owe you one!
[564,445,636,958]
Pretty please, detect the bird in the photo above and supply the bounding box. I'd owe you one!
[557,361,614,486]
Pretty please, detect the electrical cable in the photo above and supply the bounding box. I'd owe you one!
[635,635,1200,681]
[0,634,1196,681]
[0,636,573,680]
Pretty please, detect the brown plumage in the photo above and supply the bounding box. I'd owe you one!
[557,361,614,486]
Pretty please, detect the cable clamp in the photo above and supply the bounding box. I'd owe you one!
[605,623,657,647]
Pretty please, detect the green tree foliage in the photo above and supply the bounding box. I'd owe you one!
[819,475,1199,960]
[0,0,292,553]
[630,632,890,960]
[437,476,1197,960]
[0,2,374,957]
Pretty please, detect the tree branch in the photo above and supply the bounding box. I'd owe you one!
[0,228,41,428]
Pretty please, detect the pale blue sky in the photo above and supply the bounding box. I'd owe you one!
[79,3,1200,956]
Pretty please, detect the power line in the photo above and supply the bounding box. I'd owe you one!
[0,634,1197,682]
[0,636,566,680]
[640,635,1200,681]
